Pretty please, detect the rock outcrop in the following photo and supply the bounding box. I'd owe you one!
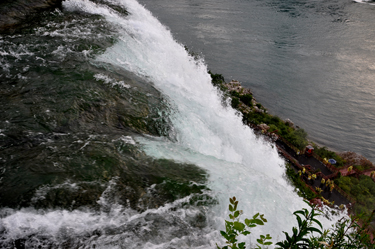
[0,0,62,32]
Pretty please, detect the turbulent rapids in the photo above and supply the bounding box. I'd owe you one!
[0,0,346,248]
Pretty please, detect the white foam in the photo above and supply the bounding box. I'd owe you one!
[94,73,131,88]
[82,0,345,241]
[0,189,217,249]
[0,0,349,248]
[353,0,375,5]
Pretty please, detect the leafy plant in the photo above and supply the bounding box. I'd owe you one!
[277,201,374,248]
[285,164,317,200]
[219,197,374,249]
[209,70,225,86]
[336,175,375,224]
[217,196,272,249]
[232,97,240,109]
[239,94,253,107]
[313,146,344,167]
[276,201,323,248]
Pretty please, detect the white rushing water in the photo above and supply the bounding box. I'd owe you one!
[0,0,348,248]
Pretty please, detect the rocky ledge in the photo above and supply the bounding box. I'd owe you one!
[0,0,63,32]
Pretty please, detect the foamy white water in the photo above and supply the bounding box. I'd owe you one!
[0,0,348,248]
[353,0,375,5]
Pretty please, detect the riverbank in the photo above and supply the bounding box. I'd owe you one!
[209,72,375,235]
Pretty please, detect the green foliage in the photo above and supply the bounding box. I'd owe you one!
[306,211,374,249]
[276,201,323,248]
[209,70,225,86]
[355,165,365,172]
[285,164,317,200]
[270,116,282,125]
[239,94,253,107]
[217,197,272,249]
[232,97,240,109]
[290,129,309,150]
[219,197,374,249]
[336,175,375,222]
[268,124,279,133]
[245,112,267,125]
[336,176,375,203]
[230,91,240,98]
[313,146,344,167]
[243,111,309,150]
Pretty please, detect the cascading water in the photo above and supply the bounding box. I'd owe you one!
[0,0,347,248]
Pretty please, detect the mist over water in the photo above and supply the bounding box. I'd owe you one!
[0,0,348,248]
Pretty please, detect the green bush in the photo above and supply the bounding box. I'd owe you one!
[336,175,375,222]
[245,112,267,125]
[355,165,365,172]
[285,164,317,200]
[313,146,344,167]
[270,116,282,125]
[268,124,279,133]
[208,71,225,86]
[230,91,240,98]
[239,94,253,107]
[216,197,272,249]
[231,97,240,109]
[284,129,308,150]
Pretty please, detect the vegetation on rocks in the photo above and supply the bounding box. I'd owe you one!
[335,175,375,221]
[209,72,375,242]
[313,145,344,167]
[208,71,315,151]
[285,163,318,200]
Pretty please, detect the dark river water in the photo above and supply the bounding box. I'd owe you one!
[139,0,375,162]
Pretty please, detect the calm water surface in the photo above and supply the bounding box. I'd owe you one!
[139,0,375,162]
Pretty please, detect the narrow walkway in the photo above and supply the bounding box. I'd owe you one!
[276,140,332,175]
[275,139,350,207]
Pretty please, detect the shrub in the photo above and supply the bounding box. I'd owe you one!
[285,164,317,200]
[313,146,344,167]
[208,71,225,86]
[336,175,375,223]
[245,112,267,125]
[231,97,240,109]
[230,90,240,98]
[355,165,365,172]
[286,129,308,150]
[216,197,272,249]
[218,197,374,249]
[268,124,279,133]
[270,115,282,125]
[239,94,253,107]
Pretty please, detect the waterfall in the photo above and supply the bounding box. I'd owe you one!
[0,0,347,248]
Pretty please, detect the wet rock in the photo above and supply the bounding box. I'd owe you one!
[0,0,62,32]
[253,105,265,113]
[338,151,374,168]
[285,118,294,128]
[238,102,252,114]
[225,80,253,95]
[226,80,242,92]
[258,123,270,131]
